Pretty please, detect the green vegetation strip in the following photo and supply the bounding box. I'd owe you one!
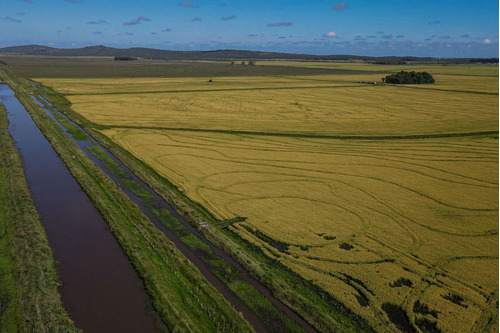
[0,68,254,332]
[43,104,90,141]
[85,144,304,332]
[0,100,79,332]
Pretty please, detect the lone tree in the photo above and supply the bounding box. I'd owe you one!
[384,71,435,84]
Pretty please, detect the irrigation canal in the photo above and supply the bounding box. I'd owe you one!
[1,79,316,332]
[0,83,161,333]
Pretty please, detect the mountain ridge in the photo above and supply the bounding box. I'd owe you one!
[0,45,497,63]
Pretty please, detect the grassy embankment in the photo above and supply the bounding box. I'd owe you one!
[0,97,78,331]
[0,66,254,332]
[34,61,498,333]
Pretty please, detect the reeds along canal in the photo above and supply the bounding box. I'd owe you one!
[0,84,161,333]
[32,95,317,333]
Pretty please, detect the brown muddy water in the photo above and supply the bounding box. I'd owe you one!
[0,84,161,333]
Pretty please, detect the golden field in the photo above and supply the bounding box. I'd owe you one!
[101,129,498,332]
[39,74,498,137]
[37,63,499,332]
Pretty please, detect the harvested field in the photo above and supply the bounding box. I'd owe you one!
[37,62,499,332]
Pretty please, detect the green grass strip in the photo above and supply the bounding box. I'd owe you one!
[0,98,79,332]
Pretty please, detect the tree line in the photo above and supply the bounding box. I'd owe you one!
[382,71,435,84]
[231,61,256,66]
[114,56,138,61]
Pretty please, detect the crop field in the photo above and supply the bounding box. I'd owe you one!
[40,75,497,137]
[36,62,498,332]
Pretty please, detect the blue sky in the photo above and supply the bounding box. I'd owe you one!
[2,0,499,57]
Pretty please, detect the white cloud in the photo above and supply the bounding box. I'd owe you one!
[323,31,337,37]
[483,39,492,44]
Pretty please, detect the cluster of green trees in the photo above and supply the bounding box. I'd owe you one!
[114,56,138,61]
[372,60,407,65]
[382,71,435,84]
[230,61,256,66]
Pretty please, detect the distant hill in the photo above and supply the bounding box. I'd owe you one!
[0,45,497,63]
[0,45,370,61]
